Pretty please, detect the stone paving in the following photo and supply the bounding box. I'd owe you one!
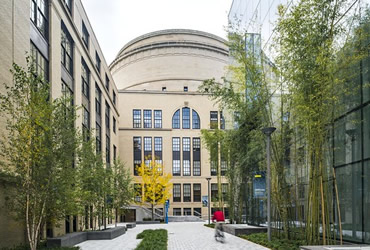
[76,221,269,250]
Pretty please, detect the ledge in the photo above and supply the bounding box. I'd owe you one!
[46,226,126,247]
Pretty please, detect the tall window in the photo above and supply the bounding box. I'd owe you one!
[82,21,89,48]
[113,117,116,133]
[61,23,73,74]
[63,0,72,13]
[133,137,141,176]
[182,107,190,129]
[105,102,110,132]
[81,58,90,99]
[61,81,73,107]
[133,109,141,128]
[106,135,110,165]
[144,110,152,128]
[234,111,240,129]
[96,123,101,153]
[95,85,101,117]
[193,138,201,176]
[154,137,162,165]
[30,42,48,80]
[105,73,109,91]
[113,145,116,161]
[210,111,218,129]
[183,184,191,202]
[30,0,48,38]
[95,51,101,72]
[193,184,201,202]
[173,184,181,202]
[211,184,218,202]
[154,110,162,128]
[113,92,116,105]
[172,109,180,129]
[183,138,191,176]
[144,137,152,165]
[172,138,180,176]
[82,106,90,141]
[192,110,200,129]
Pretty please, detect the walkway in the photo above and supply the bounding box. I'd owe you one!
[76,222,269,250]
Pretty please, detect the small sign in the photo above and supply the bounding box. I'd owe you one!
[202,195,208,207]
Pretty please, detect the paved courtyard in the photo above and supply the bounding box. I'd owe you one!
[76,222,268,250]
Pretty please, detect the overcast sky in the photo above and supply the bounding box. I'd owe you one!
[81,0,233,64]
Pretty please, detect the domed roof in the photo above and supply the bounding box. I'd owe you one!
[110,29,229,91]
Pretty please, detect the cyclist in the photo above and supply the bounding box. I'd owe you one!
[212,209,225,242]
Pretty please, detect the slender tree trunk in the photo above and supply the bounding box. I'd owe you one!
[115,208,118,227]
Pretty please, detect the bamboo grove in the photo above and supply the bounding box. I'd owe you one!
[200,0,369,245]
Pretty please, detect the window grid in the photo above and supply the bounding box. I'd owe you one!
[96,123,101,153]
[183,208,191,216]
[172,109,180,129]
[30,42,48,80]
[106,135,110,165]
[210,111,218,129]
[81,58,90,99]
[173,184,181,202]
[133,109,141,128]
[211,183,218,202]
[105,74,109,91]
[183,138,191,176]
[30,0,48,38]
[183,184,191,202]
[105,102,110,132]
[193,184,201,202]
[95,51,101,72]
[61,24,73,74]
[182,107,190,129]
[154,110,162,128]
[144,110,152,128]
[133,137,142,176]
[192,110,200,129]
[113,117,116,133]
[172,138,180,176]
[82,21,89,48]
[95,85,101,117]
[144,137,152,152]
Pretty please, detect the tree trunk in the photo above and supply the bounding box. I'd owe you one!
[151,204,154,221]
[115,208,118,227]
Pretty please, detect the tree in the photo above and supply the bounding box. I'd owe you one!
[274,0,369,244]
[109,159,134,227]
[0,61,79,250]
[137,160,172,221]
[77,133,106,230]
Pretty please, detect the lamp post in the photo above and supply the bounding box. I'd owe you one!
[206,177,212,225]
[262,127,276,242]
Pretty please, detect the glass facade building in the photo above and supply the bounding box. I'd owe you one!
[229,0,370,243]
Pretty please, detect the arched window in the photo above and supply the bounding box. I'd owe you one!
[192,110,200,129]
[172,109,180,129]
[182,107,190,129]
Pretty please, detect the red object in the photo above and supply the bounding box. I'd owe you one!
[212,210,225,222]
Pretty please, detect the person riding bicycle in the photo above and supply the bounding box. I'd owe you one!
[212,209,225,241]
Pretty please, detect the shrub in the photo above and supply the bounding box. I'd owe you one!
[240,233,307,250]
[136,229,167,250]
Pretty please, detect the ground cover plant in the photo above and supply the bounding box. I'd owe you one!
[240,233,307,250]
[135,229,168,250]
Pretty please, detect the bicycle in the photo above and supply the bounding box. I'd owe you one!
[214,223,225,243]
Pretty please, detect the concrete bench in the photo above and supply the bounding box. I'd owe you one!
[47,232,87,248]
[126,223,136,228]
[87,226,126,240]
[47,226,126,247]
[223,224,267,236]
[136,221,161,224]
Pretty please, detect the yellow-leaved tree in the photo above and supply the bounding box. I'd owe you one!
[137,159,172,221]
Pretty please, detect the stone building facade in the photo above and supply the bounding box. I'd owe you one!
[0,0,119,247]
[110,29,229,219]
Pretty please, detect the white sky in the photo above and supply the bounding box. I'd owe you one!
[81,0,233,64]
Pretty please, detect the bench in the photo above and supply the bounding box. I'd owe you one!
[126,223,136,228]
[47,232,87,248]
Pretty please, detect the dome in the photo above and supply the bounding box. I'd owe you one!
[109,29,229,91]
